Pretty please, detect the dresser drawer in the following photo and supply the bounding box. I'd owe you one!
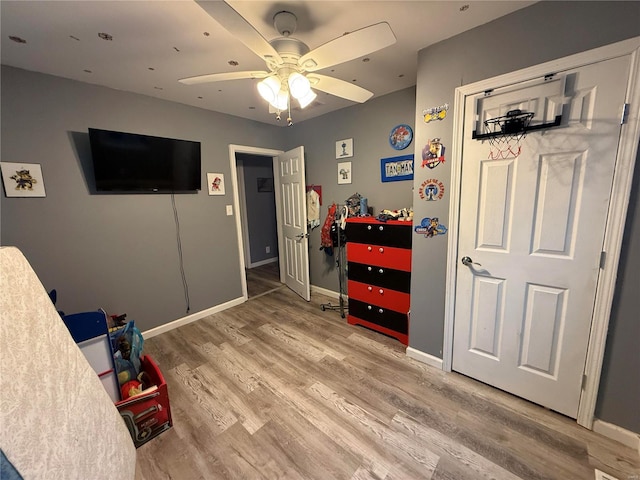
[346,242,411,271]
[347,299,408,334]
[348,280,410,312]
[347,262,410,293]
[345,221,412,249]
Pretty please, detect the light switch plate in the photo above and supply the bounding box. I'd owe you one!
[226,205,233,216]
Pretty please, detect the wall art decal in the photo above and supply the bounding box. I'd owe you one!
[381,154,414,182]
[418,178,445,201]
[336,138,353,158]
[421,138,446,169]
[207,172,225,195]
[1,162,46,197]
[423,103,449,123]
[415,217,448,238]
[389,124,413,150]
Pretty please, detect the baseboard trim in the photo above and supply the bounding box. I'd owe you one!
[311,285,342,300]
[248,257,278,268]
[142,296,246,339]
[593,419,640,454]
[406,347,444,370]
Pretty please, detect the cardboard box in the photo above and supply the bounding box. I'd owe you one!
[115,355,172,448]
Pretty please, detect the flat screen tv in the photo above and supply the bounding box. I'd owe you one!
[88,128,201,192]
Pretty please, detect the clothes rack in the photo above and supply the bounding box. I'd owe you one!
[321,205,348,318]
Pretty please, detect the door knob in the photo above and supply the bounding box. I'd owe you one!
[295,232,309,240]
[461,256,481,266]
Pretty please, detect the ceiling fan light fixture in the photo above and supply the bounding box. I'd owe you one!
[257,76,281,104]
[288,72,311,99]
[297,89,317,109]
[270,89,289,111]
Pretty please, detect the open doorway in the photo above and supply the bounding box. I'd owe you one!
[228,145,284,301]
[236,152,282,298]
[229,144,310,302]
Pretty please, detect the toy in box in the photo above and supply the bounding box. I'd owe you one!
[115,355,172,448]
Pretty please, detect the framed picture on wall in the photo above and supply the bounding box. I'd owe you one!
[380,154,414,182]
[257,177,274,192]
[335,138,353,159]
[207,173,225,195]
[338,161,352,184]
[0,162,46,197]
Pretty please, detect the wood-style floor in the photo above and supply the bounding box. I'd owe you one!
[135,287,639,480]
[246,261,282,299]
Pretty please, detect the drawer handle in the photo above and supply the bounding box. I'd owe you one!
[368,266,372,272]
[379,268,384,274]
[379,226,384,231]
[367,305,372,310]
[367,225,372,230]
[379,289,384,295]
[378,308,384,314]
[379,247,384,253]
[368,286,373,292]
[367,246,372,252]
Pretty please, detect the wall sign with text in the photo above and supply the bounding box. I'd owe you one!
[380,154,414,182]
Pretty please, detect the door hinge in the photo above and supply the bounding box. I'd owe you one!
[599,251,606,269]
[621,103,630,125]
[582,374,588,389]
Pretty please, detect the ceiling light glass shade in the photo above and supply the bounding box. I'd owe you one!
[297,89,317,109]
[270,89,289,111]
[288,72,311,99]
[257,76,281,104]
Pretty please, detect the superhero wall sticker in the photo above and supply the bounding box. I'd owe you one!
[418,178,444,201]
[423,103,449,123]
[415,217,447,238]
[421,138,445,169]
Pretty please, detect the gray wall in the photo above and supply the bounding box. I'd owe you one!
[238,153,278,265]
[283,87,416,290]
[0,66,286,332]
[409,1,639,431]
[595,154,640,433]
[1,0,637,433]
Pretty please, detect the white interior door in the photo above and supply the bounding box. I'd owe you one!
[276,146,310,301]
[452,55,631,418]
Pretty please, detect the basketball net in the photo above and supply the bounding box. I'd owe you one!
[484,110,533,160]
[487,135,524,160]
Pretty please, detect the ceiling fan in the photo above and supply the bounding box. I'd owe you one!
[179,1,397,125]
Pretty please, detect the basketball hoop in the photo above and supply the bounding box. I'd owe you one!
[482,109,534,159]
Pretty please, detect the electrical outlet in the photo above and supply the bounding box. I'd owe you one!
[266,246,271,253]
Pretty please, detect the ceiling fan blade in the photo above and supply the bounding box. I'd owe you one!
[307,74,373,103]
[195,1,283,65]
[299,22,396,72]
[179,71,269,85]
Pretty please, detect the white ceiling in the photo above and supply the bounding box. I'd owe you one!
[1,1,535,126]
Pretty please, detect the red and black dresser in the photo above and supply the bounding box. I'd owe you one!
[345,217,411,345]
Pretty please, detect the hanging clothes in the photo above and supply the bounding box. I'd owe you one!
[320,203,337,256]
[307,188,320,230]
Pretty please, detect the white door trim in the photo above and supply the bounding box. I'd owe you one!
[236,160,252,268]
[444,36,640,429]
[228,144,284,301]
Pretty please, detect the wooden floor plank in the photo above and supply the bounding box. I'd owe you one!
[136,286,640,480]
